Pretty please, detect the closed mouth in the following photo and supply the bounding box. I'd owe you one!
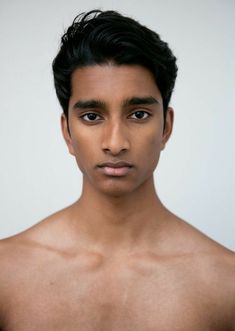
[98,161,133,168]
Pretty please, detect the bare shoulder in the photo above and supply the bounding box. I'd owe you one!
[0,205,74,292]
[0,203,75,253]
[172,214,235,281]
[0,206,75,323]
[195,243,235,329]
[0,235,31,325]
[167,213,235,325]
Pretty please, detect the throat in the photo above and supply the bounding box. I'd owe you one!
[67,193,167,254]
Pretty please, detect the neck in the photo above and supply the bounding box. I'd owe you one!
[69,175,169,254]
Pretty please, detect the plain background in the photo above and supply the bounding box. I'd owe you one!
[0,0,234,250]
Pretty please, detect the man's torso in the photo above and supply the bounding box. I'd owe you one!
[1,240,233,331]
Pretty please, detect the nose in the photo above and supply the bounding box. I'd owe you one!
[101,121,130,155]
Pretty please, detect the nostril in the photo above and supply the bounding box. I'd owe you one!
[103,148,128,156]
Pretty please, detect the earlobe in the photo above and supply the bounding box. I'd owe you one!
[60,113,75,156]
[161,107,174,150]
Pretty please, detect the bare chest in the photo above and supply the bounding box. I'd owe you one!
[2,256,223,331]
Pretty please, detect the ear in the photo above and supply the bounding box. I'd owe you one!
[161,107,174,151]
[60,113,75,156]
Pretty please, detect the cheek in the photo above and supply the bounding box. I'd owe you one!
[148,138,162,163]
[138,129,162,170]
[70,131,96,173]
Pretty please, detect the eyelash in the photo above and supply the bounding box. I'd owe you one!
[79,111,152,122]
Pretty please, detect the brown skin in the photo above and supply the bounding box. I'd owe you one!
[0,64,234,331]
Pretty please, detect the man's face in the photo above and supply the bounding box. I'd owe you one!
[62,64,173,196]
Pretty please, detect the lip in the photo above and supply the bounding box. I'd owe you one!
[97,161,133,177]
[97,161,133,168]
[98,166,132,176]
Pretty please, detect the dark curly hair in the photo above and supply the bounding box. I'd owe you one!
[52,10,178,127]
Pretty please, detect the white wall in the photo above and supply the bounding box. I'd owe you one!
[0,0,234,250]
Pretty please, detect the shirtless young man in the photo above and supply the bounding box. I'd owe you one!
[0,9,234,331]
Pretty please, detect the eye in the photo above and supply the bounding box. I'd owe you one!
[80,113,102,122]
[130,111,151,120]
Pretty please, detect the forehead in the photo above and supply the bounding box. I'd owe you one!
[70,64,162,104]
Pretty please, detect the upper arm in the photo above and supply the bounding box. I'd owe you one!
[0,240,13,330]
[217,251,235,330]
[200,249,235,330]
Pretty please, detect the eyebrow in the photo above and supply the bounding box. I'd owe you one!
[72,96,159,111]
[122,96,159,107]
[73,100,106,110]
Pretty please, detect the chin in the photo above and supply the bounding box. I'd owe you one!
[98,182,136,197]
[88,175,141,197]
[84,169,151,197]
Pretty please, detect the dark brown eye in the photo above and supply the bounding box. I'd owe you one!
[80,113,101,121]
[131,111,150,120]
